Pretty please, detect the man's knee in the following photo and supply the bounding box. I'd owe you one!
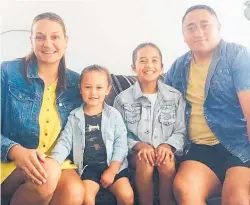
[173,174,189,199]
[222,189,249,205]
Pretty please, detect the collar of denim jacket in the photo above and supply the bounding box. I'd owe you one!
[26,58,39,79]
[72,102,111,120]
[26,57,78,88]
[182,39,223,70]
[132,80,167,101]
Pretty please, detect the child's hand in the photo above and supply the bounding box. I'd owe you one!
[100,168,116,188]
[137,143,156,166]
[155,144,174,166]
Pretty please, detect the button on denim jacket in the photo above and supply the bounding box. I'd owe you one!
[114,80,186,156]
[1,58,82,162]
[51,103,128,175]
[164,40,250,163]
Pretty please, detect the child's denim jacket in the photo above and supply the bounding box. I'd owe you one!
[51,103,128,175]
[114,80,186,156]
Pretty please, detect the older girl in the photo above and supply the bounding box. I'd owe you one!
[114,43,186,205]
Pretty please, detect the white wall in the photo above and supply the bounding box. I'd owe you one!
[1,0,250,75]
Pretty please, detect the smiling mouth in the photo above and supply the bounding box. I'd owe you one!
[194,39,207,43]
[144,70,155,74]
[42,51,56,54]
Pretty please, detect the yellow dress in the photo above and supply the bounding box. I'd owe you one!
[1,82,76,183]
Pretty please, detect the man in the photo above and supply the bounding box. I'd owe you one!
[165,5,250,205]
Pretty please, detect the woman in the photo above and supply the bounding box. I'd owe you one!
[1,12,85,205]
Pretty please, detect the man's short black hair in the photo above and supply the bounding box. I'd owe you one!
[182,5,218,23]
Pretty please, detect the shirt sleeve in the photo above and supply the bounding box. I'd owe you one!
[231,46,250,92]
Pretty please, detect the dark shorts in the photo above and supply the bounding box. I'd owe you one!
[183,143,250,183]
[80,163,129,185]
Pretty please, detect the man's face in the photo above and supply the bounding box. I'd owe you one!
[182,9,221,55]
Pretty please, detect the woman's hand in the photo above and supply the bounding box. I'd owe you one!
[100,168,116,188]
[155,144,174,166]
[8,145,48,185]
[137,143,156,166]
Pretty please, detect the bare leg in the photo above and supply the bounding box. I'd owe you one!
[49,169,85,205]
[222,166,250,205]
[82,180,100,205]
[173,160,221,205]
[157,159,176,205]
[4,158,61,205]
[109,177,134,205]
[130,154,154,205]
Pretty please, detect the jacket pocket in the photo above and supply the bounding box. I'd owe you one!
[159,104,176,126]
[8,83,35,124]
[124,104,141,124]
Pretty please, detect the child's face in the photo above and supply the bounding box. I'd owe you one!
[134,46,162,84]
[80,71,111,108]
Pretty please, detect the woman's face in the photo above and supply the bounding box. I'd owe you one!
[31,19,68,66]
[134,46,162,85]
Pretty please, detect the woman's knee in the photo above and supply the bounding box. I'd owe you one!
[27,159,61,199]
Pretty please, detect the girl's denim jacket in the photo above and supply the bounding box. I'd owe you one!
[51,103,128,175]
[1,58,82,162]
[114,80,186,156]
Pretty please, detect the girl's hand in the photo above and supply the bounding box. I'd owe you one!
[8,145,48,185]
[137,143,156,166]
[155,144,174,166]
[100,168,116,188]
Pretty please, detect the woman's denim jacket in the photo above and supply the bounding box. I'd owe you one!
[114,80,186,156]
[1,58,82,162]
[51,103,128,175]
[164,39,250,163]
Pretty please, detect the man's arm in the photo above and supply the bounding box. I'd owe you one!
[237,91,250,142]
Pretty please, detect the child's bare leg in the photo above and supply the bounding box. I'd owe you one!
[130,154,154,205]
[109,177,134,205]
[157,159,176,205]
[82,180,100,205]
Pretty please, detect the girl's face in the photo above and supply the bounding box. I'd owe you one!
[133,46,162,84]
[80,71,111,108]
[30,19,68,66]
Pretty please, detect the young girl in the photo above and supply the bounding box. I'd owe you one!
[114,43,186,205]
[51,65,134,205]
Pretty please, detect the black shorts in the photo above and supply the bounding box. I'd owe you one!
[80,163,129,185]
[183,143,250,183]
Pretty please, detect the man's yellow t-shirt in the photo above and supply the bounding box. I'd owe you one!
[186,60,219,145]
[1,82,76,183]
